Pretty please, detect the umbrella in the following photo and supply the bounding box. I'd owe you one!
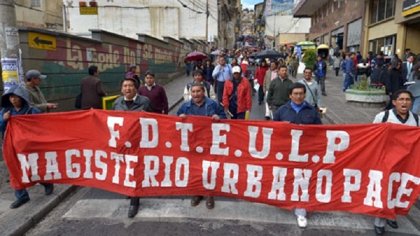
[297,41,315,46]
[317,44,329,49]
[253,49,282,59]
[185,51,208,61]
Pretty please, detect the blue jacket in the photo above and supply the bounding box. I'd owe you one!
[0,85,41,136]
[273,101,322,124]
[177,97,226,118]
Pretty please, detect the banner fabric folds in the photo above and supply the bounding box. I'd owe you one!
[3,109,420,219]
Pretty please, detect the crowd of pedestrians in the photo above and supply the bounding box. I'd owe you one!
[1,45,419,235]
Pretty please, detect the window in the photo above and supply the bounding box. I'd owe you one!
[370,0,395,24]
[31,0,41,8]
[369,35,396,56]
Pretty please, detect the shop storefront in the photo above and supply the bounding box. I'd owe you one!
[369,34,396,56]
[346,18,362,52]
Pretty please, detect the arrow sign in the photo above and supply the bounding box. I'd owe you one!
[28,32,56,50]
[34,36,53,46]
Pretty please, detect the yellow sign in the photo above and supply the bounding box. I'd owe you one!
[80,7,98,15]
[102,95,119,110]
[28,33,56,50]
[402,5,420,16]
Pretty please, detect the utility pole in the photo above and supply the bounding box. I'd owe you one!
[0,0,21,90]
[205,0,209,43]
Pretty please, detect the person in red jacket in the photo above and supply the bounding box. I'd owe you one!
[255,60,269,105]
[223,66,252,119]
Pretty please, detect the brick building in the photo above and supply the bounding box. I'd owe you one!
[293,0,365,53]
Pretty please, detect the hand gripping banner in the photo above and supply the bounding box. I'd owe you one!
[3,109,420,219]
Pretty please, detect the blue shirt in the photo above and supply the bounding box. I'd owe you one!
[212,64,232,82]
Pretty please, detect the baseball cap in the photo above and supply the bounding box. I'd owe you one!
[25,70,47,80]
[232,66,241,74]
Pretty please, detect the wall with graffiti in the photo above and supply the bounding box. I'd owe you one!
[18,28,188,110]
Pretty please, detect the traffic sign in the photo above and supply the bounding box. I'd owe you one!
[28,33,56,50]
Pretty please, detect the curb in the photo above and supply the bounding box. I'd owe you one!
[7,185,78,236]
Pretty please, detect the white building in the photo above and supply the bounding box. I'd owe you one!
[63,0,218,41]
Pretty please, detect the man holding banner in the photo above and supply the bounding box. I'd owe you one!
[372,89,419,235]
[112,77,151,218]
[273,82,322,228]
[177,82,226,209]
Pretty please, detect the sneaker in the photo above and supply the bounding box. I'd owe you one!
[10,197,30,209]
[296,215,307,228]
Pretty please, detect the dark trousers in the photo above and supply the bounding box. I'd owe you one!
[316,76,326,94]
[216,81,225,103]
[231,112,246,120]
[258,86,264,103]
[335,68,339,76]
[15,183,53,200]
[130,197,140,206]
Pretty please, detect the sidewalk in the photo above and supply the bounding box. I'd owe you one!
[0,73,193,236]
[320,69,383,124]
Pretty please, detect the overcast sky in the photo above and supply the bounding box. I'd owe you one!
[242,0,264,9]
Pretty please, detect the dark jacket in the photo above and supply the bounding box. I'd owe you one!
[112,95,151,111]
[177,97,226,118]
[384,68,404,95]
[0,85,41,135]
[273,101,322,124]
[267,77,293,107]
[81,75,106,109]
[313,60,327,78]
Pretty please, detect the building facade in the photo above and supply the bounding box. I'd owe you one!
[264,0,311,49]
[15,0,63,30]
[64,0,218,42]
[217,0,241,49]
[294,0,365,53]
[362,0,420,58]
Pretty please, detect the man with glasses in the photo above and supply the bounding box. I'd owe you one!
[273,82,322,228]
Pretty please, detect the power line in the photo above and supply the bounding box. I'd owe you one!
[176,0,204,14]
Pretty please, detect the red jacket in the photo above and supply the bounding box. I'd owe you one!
[223,77,252,113]
[255,66,268,85]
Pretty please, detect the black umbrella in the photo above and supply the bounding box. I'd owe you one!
[254,49,282,59]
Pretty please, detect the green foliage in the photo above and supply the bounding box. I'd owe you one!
[302,49,317,69]
[350,75,385,91]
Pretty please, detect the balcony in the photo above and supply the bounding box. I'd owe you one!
[293,0,329,17]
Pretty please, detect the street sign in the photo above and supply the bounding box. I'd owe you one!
[80,7,98,15]
[28,33,56,50]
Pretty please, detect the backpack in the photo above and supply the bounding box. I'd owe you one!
[381,110,419,126]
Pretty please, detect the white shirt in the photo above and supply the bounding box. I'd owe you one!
[373,110,418,127]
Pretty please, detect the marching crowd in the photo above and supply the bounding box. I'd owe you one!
[1,45,419,235]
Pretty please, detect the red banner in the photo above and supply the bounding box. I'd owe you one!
[3,110,420,218]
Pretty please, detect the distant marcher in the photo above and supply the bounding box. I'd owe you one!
[342,53,355,91]
[408,70,420,114]
[222,66,252,119]
[384,59,404,110]
[332,53,341,76]
[313,55,327,96]
[183,69,215,101]
[80,65,107,109]
[113,77,151,218]
[402,54,415,83]
[24,69,58,112]
[273,82,321,229]
[298,68,322,108]
[263,61,278,119]
[0,85,54,209]
[185,56,192,76]
[267,65,293,115]
[203,59,215,85]
[138,71,169,114]
[212,56,232,103]
[255,61,269,105]
[372,89,419,235]
[126,64,142,87]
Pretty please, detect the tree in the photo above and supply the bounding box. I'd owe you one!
[302,49,317,70]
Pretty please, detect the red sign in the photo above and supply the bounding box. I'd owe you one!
[3,110,420,219]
